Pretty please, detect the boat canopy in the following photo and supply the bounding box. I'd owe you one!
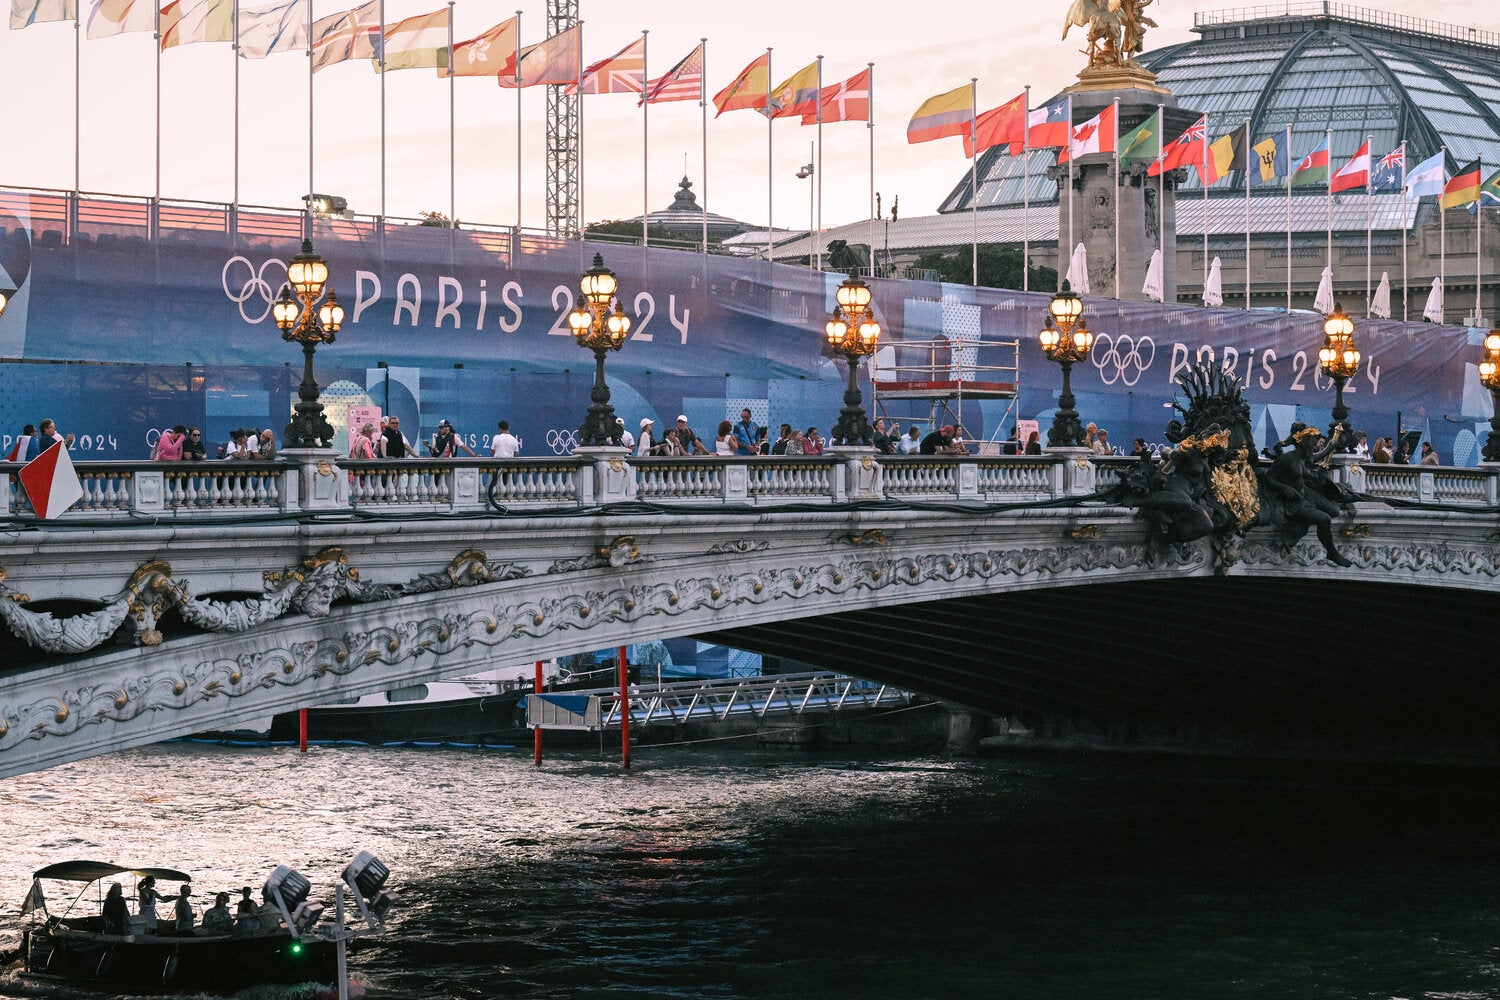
[31,860,192,883]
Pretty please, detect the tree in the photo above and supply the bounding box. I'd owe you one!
[910,245,1057,291]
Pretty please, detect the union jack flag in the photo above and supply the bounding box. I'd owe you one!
[568,36,645,95]
[642,42,704,105]
[1371,142,1406,193]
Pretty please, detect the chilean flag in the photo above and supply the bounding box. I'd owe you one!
[1024,96,1070,151]
[18,444,83,520]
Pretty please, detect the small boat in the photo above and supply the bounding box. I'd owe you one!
[19,853,393,995]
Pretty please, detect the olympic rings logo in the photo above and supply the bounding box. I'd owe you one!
[546,429,580,455]
[221,256,289,324]
[1091,333,1155,387]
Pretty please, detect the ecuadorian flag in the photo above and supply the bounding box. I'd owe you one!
[907,84,972,145]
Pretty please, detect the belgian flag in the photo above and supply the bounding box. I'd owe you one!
[1442,159,1482,209]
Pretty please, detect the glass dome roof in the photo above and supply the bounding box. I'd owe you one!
[941,4,1500,212]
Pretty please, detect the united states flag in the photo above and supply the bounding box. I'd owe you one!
[642,42,704,105]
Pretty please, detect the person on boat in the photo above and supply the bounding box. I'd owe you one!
[136,876,176,934]
[101,883,129,935]
[201,892,234,934]
[174,884,196,933]
[233,887,261,935]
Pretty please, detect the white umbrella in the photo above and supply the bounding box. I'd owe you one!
[1423,276,1445,323]
[1066,242,1090,294]
[1203,256,1223,307]
[1369,271,1391,319]
[1142,248,1163,302]
[1313,265,1335,314]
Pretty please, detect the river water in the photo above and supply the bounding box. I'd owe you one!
[3,742,1500,999]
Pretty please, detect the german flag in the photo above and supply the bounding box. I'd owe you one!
[1442,159,1482,209]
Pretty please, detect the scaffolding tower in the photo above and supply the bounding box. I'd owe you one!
[874,335,1021,451]
[545,0,580,238]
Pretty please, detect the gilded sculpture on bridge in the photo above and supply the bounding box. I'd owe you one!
[1062,0,1157,69]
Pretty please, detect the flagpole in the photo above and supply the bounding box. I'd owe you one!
[1477,154,1484,324]
[1113,98,1120,299]
[232,0,240,217]
[971,77,979,286]
[379,0,387,224]
[1364,133,1372,316]
[1157,103,1164,300]
[1324,128,1332,288]
[514,10,522,237]
[1023,85,1031,293]
[1067,94,1075,287]
[576,20,585,239]
[73,7,80,202]
[1243,118,1251,309]
[816,55,824,272]
[306,0,313,242]
[154,3,161,231]
[1440,144,1448,322]
[642,30,649,248]
[766,47,773,261]
[701,38,708,255]
[867,62,875,276]
[1401,142,1408,321]
[1285,125,1292,312]
[448,4,456,232]
[1202,118,1209,299]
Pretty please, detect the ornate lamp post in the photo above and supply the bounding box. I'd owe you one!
[1038,282,1093,448]
[1478,329,1500,461]
[273,239,344,449]
[568,253,632,448]
[825,275,882,446]
[1317,303,1360,452]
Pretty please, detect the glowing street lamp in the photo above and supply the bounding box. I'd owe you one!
[1478,328,1500,461]
[1038,282,1094,447]
[824,275,882,446]
[273,239,344,449]
[1317,303,1360,452]
[568,253,633,448]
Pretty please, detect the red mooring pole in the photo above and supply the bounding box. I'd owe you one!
[298,708,307,753]
[618,645,631,769]
[533,660,544,766]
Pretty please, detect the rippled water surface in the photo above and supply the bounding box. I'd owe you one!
[4,744,1500,999]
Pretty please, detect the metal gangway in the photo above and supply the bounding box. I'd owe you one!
[529,671,917,732]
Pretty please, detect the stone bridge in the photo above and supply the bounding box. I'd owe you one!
[2,448,1498,776]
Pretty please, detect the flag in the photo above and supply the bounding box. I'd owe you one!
[237,0,306,58]
[1148,115,1206,178]
[569,35,645,94]
[85,0,151,38]
[10,0,73,28]
[18,443,83,520]
[496,25,581,88]
[1290,135,1329,187]
[1024,96,1070,151]
[1143,248,1164,302]
[376,7,447,72]
[159,0,233,49]
[642,42,703,105]
[1329,140,1371,193]
[1441,159,1482,209]
[1203,127,1247,184]
[768,60,820,119]
[906,84,972,145]
[1472,167,1500,212]
[310,0,379,73]
[1423,275,1444,323]
[713,51,770,116]
[801,67,870,124]
[1204,256,1223,307]
[1405,151,1447,198]
[1313,265,1334,313]
[5,436,31,463]
[1250,133,1288,185]
[19,881,45,917]
[1118,108,1160,165]
[1061,103,1116,162]
[961,91,1024,158]
[441,16,516,78]
[1370,143,1405,194]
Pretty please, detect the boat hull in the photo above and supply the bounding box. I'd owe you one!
[267,692,527,745]
[23,923,338,994]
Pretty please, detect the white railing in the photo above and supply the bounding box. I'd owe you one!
[3,451,1498,520]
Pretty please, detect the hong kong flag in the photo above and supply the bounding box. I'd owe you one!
[19,444,83,519]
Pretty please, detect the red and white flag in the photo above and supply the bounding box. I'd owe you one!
[309,0,379,73]
[441,16,516,78]
[1061,103,1117,162]
[1330,139,1372,193]
[19,443,83,520]
[641,41,703,105]
[800,67,870,124]
[568,35,644,95]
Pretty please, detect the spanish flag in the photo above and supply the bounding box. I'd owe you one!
[907,84,972,145]
[1442,159,1482,209]
[769,60,820,119]
[713,52,770,117]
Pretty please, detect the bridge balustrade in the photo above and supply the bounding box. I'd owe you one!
[4,452,1500,519]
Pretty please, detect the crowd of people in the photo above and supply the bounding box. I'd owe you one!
[100,876,283,938]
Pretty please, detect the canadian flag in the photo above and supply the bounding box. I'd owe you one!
[1061,104,1117,162]
[19,443,84,520]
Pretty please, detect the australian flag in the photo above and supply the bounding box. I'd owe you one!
[1371,143,1405,193]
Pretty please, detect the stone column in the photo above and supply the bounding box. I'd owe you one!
[573,446,636,505]
[280,447,346,512]
[825,445,883,501]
